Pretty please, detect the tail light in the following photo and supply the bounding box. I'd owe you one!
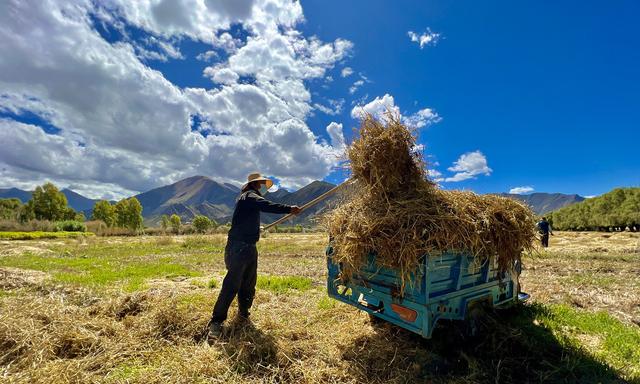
[391,303,417,322]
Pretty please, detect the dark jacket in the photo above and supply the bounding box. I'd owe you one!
[537,220,551,234]
[227,189,292,243]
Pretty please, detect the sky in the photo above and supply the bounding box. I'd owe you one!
[0,0,638,200]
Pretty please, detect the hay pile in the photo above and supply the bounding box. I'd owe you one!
[326,114,536,288]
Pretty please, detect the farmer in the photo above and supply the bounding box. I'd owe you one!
[537,217,553,248]
[208,173,301,338]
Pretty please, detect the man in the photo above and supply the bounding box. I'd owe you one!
[537,216,553,248]
[208,173,301,338]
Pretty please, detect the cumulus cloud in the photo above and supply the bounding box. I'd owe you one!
[341,67,353,77]
[509,186,534,194]
[444,151,492,182]
[408,29,440,48]
[351,94,440,128]
[325,122,346,150]
[403,107,442,128]
[0,0,352,196]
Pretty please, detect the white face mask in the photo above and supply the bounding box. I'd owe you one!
[259,184,269,195]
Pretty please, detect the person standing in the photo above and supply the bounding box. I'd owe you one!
[208,173,301,338]
[537,216,553,248]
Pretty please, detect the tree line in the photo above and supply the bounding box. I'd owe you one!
[549,187,640,231]
[0,182,143,231]
[0,182,222,234]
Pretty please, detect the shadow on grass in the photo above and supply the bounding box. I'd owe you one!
[208,317,280,376]
[341,303,631,384]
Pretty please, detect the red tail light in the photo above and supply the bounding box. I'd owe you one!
[391,303,417,322]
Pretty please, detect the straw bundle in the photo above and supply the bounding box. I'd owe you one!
[326,114,536,289]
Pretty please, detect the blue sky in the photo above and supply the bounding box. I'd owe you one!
[0,0,638,199]
[300,0,640,196]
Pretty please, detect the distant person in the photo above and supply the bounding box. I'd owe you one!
[537,217,553,247]
[207,173,301,339]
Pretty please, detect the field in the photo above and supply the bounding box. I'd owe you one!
[1,232,639,383]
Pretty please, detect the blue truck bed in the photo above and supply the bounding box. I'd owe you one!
[327,246,522,338]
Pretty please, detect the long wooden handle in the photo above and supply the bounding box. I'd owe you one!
[262,180,353,231]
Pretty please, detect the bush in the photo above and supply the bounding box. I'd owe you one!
[54,220,87,232]
[170,214,181,234]
[192,215,213,233]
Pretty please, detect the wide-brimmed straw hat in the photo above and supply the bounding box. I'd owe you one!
[242,172,274,190]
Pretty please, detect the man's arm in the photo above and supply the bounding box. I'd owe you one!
[248,193,294,214]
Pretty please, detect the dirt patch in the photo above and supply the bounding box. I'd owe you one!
[0,267,48,290]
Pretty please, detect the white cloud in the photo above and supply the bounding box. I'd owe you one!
[584,195,596,199]
[196,50,218,62]
[403,107,442,128]
[509,186,534,194]
[341,67,353,77]
[325,122,346,150]
[0,0,352,196]
[408,29,440,49]
[351,94,400,121]
[351,94,440,128]
[444,151,492,182]
[349,79,365,94]
[427,168,444,183]
[204,66,240,84]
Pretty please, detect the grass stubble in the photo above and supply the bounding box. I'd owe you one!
[0,233,638,383]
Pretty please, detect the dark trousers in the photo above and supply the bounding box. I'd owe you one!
[541,233,549,247]
[211,239,258,323]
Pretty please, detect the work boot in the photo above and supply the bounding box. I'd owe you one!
[237,310,251,323]
[207,321,223,339]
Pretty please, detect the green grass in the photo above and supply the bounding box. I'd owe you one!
[540,304,640,379]
[565,272,619,288]
[256,275,313,293]
[207,278,219,288]
[0,231,95,240]
[0,251,200,291]
[317,296,337,310]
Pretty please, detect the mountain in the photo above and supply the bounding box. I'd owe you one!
[1,177,592,227]
[135,176,240,224]
[0,187,32,203]
[61,188,99,212]
[0,187,101,213]
[497,192,585,215]
[262,180,339,225]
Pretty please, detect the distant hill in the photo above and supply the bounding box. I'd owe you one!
[0,187,102,213]
[135,176,241,225]
[497,192,585,215]
[549,187,640,231]
[0,188,32,203]
[262,180,340,225]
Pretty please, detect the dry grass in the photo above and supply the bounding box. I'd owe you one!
[0,233,638,383]
[326,114,537,289]
[522,231,640,325]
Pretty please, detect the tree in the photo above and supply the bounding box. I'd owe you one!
[161,214,170,232]
[170,214,181,234]
[0,198,22,220]
[115,197,144,231]
[192,215,213,233]
[92,200,116,227]
[30,182,68,221]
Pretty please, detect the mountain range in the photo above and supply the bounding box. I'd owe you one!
[1,177,585,225]
[497,193,585,215]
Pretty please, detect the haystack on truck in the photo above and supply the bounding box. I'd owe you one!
[264,181,530,339]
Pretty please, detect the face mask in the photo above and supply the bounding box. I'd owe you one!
[259,185,269,195]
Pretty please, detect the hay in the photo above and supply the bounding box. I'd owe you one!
[326,114,536,289]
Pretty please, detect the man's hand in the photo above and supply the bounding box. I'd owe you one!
[290,205,302,215]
